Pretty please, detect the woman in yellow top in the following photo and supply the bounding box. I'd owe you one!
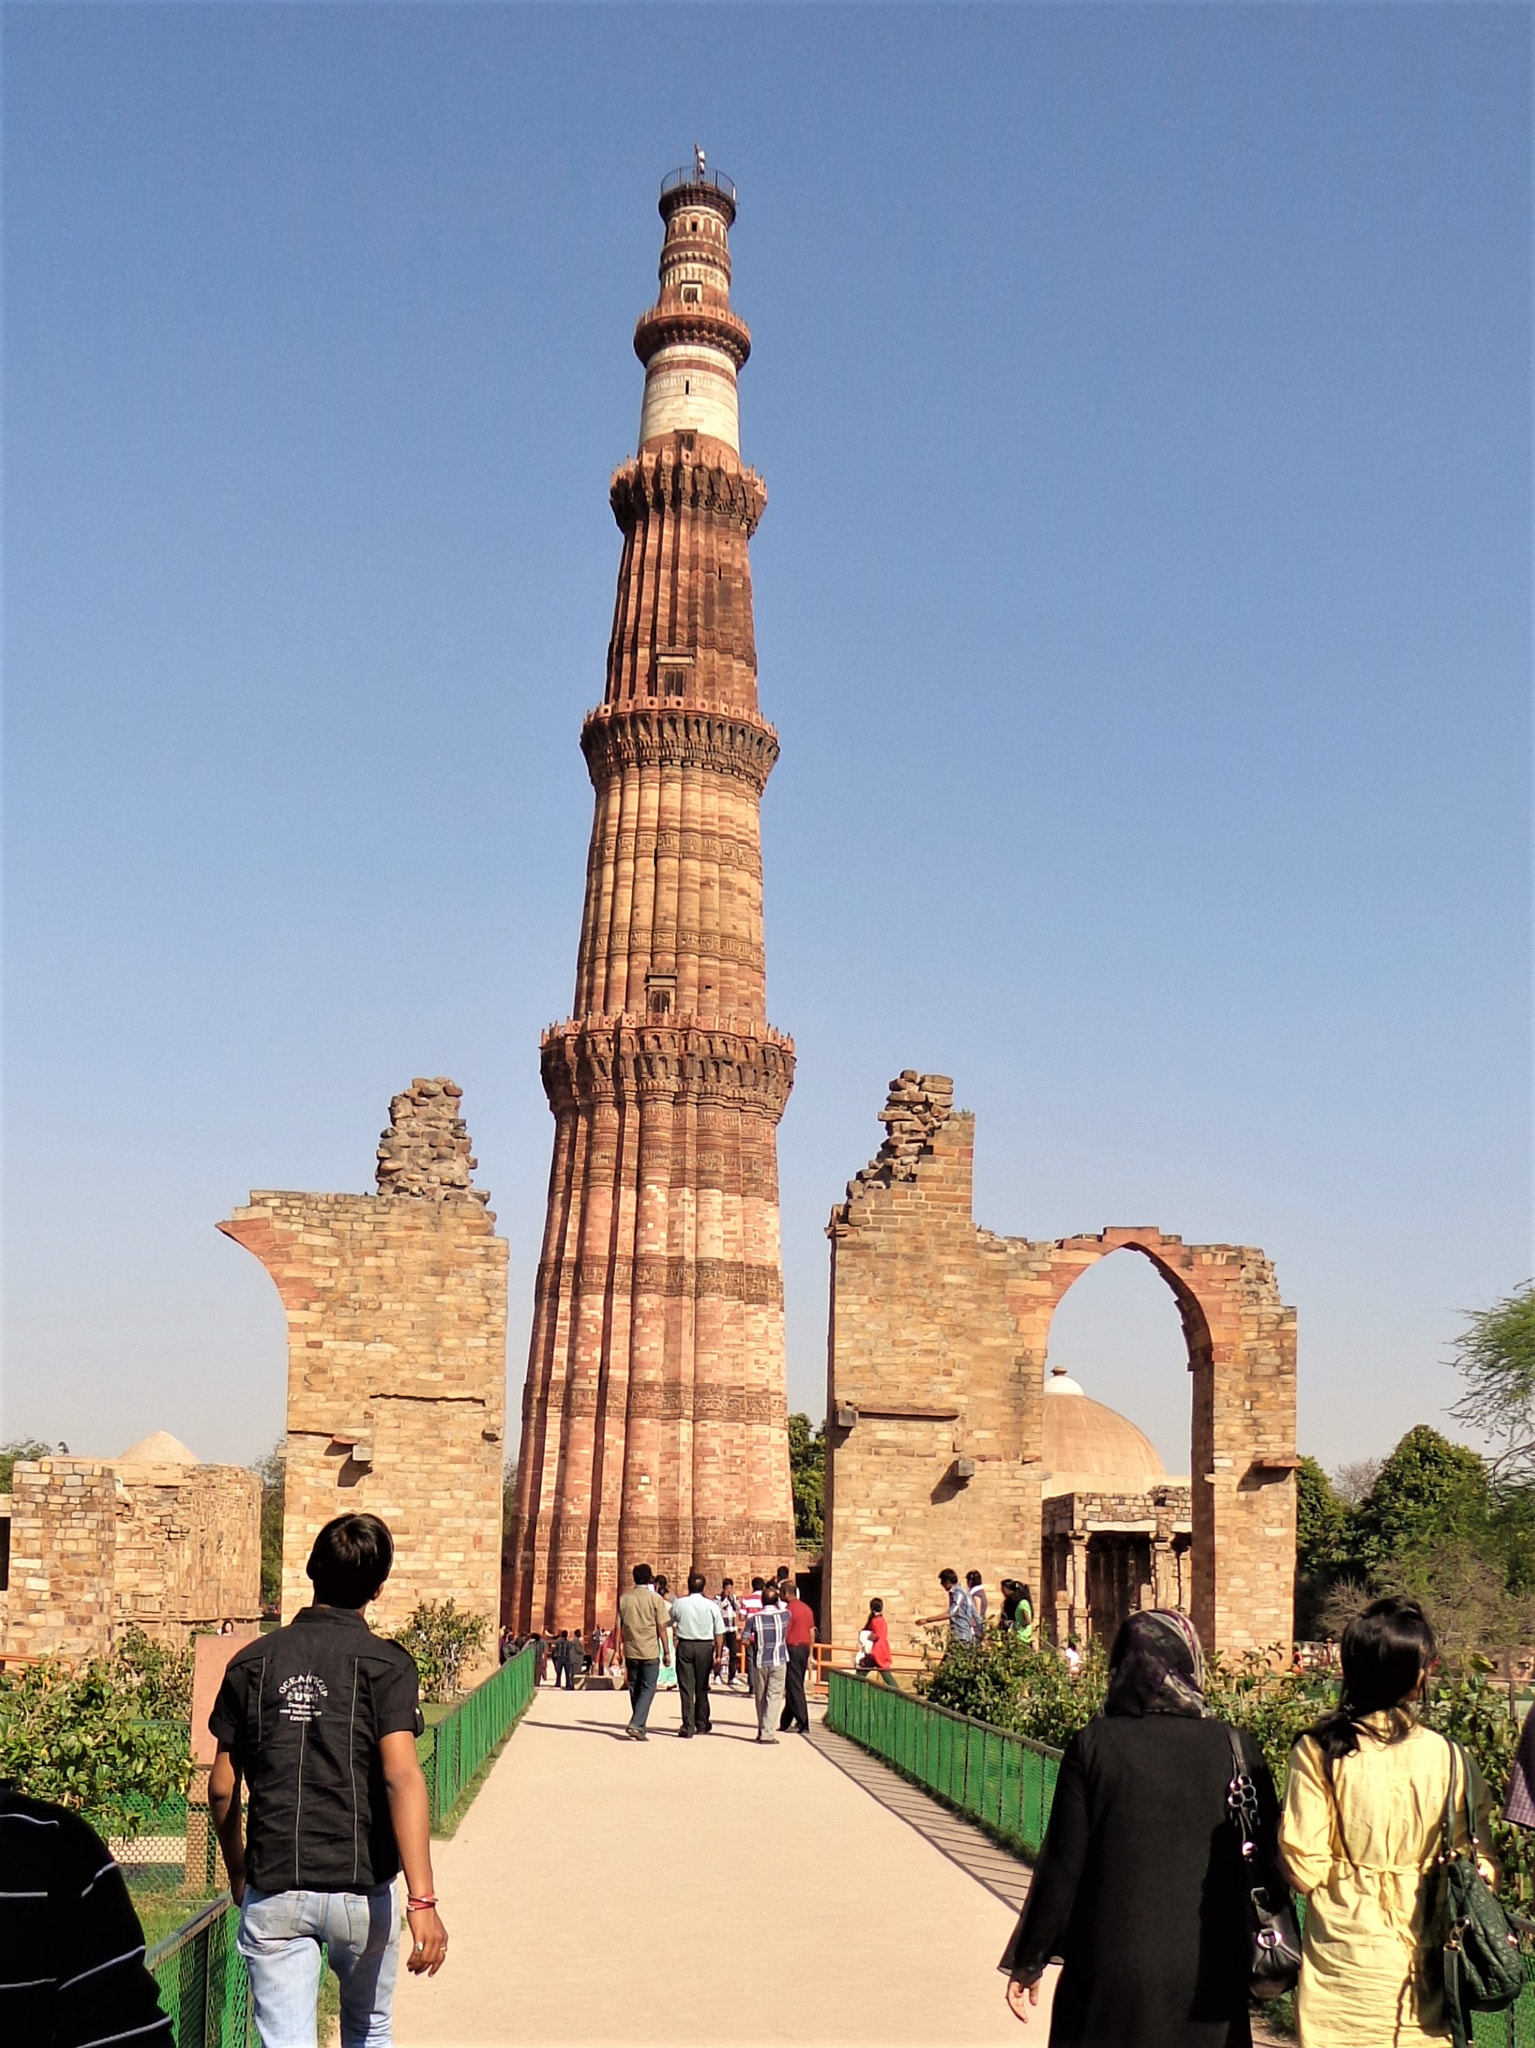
[1279,1595,1496,2047]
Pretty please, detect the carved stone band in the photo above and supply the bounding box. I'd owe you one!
[535,1255,785,1308]
[580,707,780,795]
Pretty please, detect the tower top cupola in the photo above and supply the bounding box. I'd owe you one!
[634,151,751,455]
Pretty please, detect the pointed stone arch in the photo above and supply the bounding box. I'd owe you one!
[824,1075,1298,1658]
[1006,1228,1297,1652]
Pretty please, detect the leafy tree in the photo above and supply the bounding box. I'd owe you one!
[1331,1457,1383,1508]
[253,1441,285,1611]
[1294,1457,1354,1638]
[1296,1458,1351,1576]
[1450,1281,1535,1475]
[392,1599,489,1703]
[787,1412,824,1550]
[0,1438,54,1491]
[1351,1426,1490,1576]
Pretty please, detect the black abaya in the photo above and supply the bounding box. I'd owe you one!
[1000,1714,1280,2048]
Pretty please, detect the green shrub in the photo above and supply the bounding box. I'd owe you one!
[1424,1661,1535,1909]
[391,1600,489,1703]
[0,1659,191,1841]
[920,1629,1109,1746]
[913,1625,1535,1911]
[110,1627,194,1722]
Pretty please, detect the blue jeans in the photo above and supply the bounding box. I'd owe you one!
[627,1656,660,1730]
[238,1884,401,2048]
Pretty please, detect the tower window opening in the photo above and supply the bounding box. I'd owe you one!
[690,218,699,232]
[684,380,690,394]
[682,285,700,304]
[646,972,677,1017]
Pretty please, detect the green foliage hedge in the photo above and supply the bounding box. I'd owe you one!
[0,1633,194,1842]
[921,1632,1535,1908]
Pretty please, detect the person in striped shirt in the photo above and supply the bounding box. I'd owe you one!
[0,1786,174,2047]
[743,1584,790,1744]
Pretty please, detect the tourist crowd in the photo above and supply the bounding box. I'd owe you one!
[15,1529,1535,2048]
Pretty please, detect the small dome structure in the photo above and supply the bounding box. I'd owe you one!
[1040,1365,1166,1497]
[116,1431,200,1470]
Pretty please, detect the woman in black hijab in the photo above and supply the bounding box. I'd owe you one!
[1000,1610,1278,2047]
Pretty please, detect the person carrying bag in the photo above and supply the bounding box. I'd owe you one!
[1280,1594,1509,2048]
[1437,1740,1523,2048]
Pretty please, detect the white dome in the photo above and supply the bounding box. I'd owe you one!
[1040,1367,1166,1497]
[116,1431,200,1470]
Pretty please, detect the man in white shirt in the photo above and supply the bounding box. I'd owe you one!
[717,1579,741,1687]
[669,1572,725,1737]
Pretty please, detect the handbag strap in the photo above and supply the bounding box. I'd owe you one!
[1226,1725,1259,1861]
[1442,1736,1481,1863]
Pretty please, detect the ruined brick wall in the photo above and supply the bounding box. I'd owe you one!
[0,1454,261,1660]
[112,1466,262,1637]
[825,1073,1298,1658]
[824,1076,1043,1652]
[1,1460,117,1659]
[220,1079,507,1679]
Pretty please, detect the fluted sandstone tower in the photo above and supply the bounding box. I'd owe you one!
[507,163,796,1632]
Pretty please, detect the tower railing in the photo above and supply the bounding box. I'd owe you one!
[660,166,737,203]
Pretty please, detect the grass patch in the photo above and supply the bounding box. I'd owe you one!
[134,1886,225,1949]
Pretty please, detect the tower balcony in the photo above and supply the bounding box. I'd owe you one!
[659,165,738,220]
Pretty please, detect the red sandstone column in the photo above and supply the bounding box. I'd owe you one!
[507,164,794,1633]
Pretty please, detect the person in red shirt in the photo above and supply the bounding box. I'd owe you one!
[858,1598,898,1689]
[778,1580,817,1733]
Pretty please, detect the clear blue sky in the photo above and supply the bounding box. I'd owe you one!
[5,4,1529,1479]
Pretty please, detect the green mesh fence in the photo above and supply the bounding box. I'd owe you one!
[148,1896,252,2048]
[418,1644,536,1829]
[825,1669,1061,1859]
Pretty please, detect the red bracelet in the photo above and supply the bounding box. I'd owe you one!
[407,1895,437,1910]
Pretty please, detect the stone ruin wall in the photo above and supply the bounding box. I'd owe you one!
[219,1079,507,1681]
[112,1463,262,1640]
[825,1074,1044,1654]
[824,1071,1298,1659]
[0,1456,260,1662]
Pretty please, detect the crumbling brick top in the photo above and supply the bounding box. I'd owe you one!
[375,1077,489,1203]
[841,1071,955,1205]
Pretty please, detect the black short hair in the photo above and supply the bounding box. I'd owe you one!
[938,1567,958,1588]
[751,1575,765,1591]
[965,1570,982,1587]
[763,1583,780,1604]
[721,1577,734,1589]
[307,1514,394,1607]
[688,1571,706,1594]
[632,1563,653,1585]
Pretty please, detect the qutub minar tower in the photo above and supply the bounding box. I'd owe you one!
[507,158,796,1633]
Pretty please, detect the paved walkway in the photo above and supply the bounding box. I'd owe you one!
[394,1678,1059,2046]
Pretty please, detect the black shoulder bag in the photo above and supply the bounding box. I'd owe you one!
[1225,1726,1302,2000]
[1439,1738,1524,2048]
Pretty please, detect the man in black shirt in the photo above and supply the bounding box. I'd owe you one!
[0,1788,174,2047]
[209,1513,448,2047]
